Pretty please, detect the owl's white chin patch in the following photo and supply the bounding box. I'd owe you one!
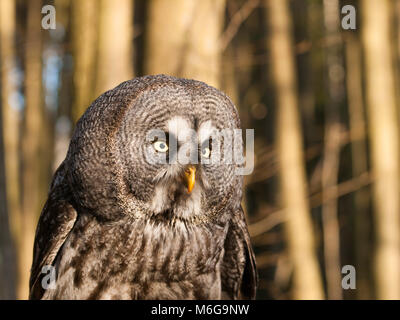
[149,180,202,219]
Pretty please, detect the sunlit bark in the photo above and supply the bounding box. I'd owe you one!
[95,0,134,96]
[265,0,324,299]
[362,0,400,300]
[71,0,98,123]
[20,0,44,299]
[145,0,225,88]
[0,0,20,287]
[345,33,370,299]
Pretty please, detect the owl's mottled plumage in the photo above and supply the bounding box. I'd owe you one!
[29,75,257,300]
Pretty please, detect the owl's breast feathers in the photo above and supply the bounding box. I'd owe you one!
[30,163,256,299]
[42,213,227,299]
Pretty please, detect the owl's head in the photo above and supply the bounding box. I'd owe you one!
[67,75,244,224]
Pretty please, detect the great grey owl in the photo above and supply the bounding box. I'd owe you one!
[29,74,257,300]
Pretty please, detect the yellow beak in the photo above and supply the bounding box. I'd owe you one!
[183,166,196,193]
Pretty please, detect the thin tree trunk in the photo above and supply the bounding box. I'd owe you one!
[321,0,344,300]
[321,122,342,300]
[221,46,239,107]
[395,0,400,110]
[20,0,43,300]
[301,0,318,144]
[265,0,324,299]
[145,0,225,88]
[71,0,98,123]
[0,68,17,300]
[53,0,72,171]
[0,0,20,287]
[344,33,370,299]
[95,0,134,96]
[362,0,400,300]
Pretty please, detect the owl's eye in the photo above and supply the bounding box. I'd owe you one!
[201,147,211,158]
[153,140,169,153]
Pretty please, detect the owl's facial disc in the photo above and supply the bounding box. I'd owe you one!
[149,165,203,219]
[146,117,223,219]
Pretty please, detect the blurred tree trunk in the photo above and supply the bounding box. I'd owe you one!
[321,0,344,300]
[0,63,17,300]
[95,0,134,96]
[53,0,72,171]
[145,0,225,88]
[221,46,239,107]
[362,0,400,299]
[71,0,98,123]
[20,0,44,299]
[344,33,371,299]
[221,45,251,217]
[265,0,324,299]
[396,0,400,109]
[301,0,318,144]
[0,0,20,292]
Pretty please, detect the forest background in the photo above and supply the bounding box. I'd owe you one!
[1,0,399,300]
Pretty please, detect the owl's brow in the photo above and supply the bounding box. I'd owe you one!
[200,137,213,150]
[152,132,170,142]
[151,131,178,146]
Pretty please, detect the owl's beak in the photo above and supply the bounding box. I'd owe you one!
[183,166,196,193]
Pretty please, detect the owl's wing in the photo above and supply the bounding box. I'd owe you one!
[29,162,78,300]
[221,206,258,299]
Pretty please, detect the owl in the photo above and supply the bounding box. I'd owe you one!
[29,75,257,300]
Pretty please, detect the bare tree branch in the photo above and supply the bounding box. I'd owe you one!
[220,0,260,51]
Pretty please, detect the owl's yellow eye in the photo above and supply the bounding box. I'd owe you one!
[201,147,211,158]
[153,141,169,153]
